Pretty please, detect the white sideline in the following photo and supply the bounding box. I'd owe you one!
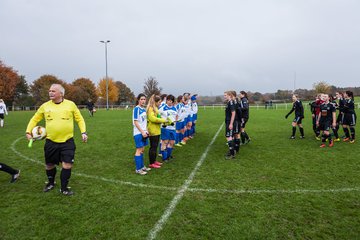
[146,123,224,240]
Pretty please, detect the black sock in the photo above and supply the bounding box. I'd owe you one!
[227,140,235,156]
[332,127,339,138]
[46,168,56,185]
[350,127,355,139]
[0,163,17,175]
[234,138,240,152]
[344,128,350,138]
[243,131,249,140]
[292,127,296,136]
[299,127,304,137]
[321,134,327,143]
[240,132,246,144]
[60,168,72,190]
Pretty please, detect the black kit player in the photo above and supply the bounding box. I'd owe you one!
[329,94,340,141]
[316,94,336,148]
[224,91,237,159]
[335,91,346,138]
[239,91,251,144]
[342,91,356,143]
[285,94,305,139]
[309,94,322,139]
[232,91,241,154]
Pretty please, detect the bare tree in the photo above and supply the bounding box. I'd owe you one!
[143,76,162,98]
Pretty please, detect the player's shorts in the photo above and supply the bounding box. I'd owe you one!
[342,113,357,126]
[44,138,76,165]
[240,118,248,129]
[319,121,331,131]
[0,113,4,119]
[134,134,149,148]
[192,114,198,122]
[176,121,184,131]
[161,128,176,141]
[225,121,239,137]
[292,116,303,124]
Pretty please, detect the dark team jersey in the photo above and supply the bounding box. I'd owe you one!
[87,102,94,110]
[337,98,346,113]
[319,103,336,122]
[309,101,317,114]
[240,97,249,119]
[234,98,242,121]
[287,100,304,118]
[343,98,355,114]
[225,100,235,122]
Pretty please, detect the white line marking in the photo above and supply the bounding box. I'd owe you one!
[146,123,224,240]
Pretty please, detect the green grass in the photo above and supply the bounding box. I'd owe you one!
[1,107,359,239]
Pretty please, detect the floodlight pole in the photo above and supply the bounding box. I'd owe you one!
[100,40,110,110]
[293,71,297,93]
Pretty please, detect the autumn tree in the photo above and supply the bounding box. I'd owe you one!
[143,76,162,98]
[71,78,98,105]
[97,78,119,104]
[0,61,21,104]
[115,81,135,104]
[30,75,67,105]
[313,81,331,94]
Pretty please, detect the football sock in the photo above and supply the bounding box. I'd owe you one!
[350,127,355,139]
[244,131,249,140]
[0,163,17,175]
[321,134,327,143]
[240,132,246,144]
[292,127,296,136]
[234,139,240,153]
[167,148,173,158]
[134,155,142,170]
[161,150,168,161]
[60,168,71,190]
[179,133,184,142]
[332,127,339,138]
[140,153,145,168]
[0,119,3,127]
[46,168,56,185]
[175,133,179,144]
[299,127,304,136]
[344,128,350,138]
[227,140,235,156]
[312,124,317,134]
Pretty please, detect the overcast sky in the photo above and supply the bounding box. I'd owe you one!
[1,0,359,96]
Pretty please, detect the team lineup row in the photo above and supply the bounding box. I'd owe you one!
[286,91,357,147]
[132,93,198,175]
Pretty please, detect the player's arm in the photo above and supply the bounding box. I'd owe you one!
[25,106,45,139]
[316,112,321,126]
[332,111,336,128]
[73,105,87,142]
[148,108,167,124]
[285,106,295,119]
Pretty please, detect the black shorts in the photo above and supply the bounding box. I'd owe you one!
[44,138,76,165]
[225,121,239,137]
[0,113,4,119]
[319,121,331,131]
[342,113,356,126]
[240,118,248,129]
[336,113,343,124]
[292,116,303,124]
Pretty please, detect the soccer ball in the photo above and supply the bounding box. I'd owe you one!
[31,126,47,140]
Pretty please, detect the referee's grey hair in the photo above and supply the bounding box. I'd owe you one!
[51,84,65,96]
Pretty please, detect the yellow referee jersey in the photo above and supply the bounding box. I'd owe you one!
[26,99,86,143]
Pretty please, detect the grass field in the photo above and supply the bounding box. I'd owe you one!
[1,107,360,239]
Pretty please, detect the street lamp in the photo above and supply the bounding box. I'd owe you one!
[100,40,110,110]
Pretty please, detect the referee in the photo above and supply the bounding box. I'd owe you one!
[25,84,87,195]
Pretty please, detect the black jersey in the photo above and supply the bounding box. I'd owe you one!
[225,100,235,122]
[234,98,242,121]
[338,98,346,113]
[343,98,355,114]
[309,101,317,114]
[240,97,249,119]
[319,103,336,122]
[287,100,304,118]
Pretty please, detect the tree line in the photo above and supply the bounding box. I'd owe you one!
[0,60,135,107]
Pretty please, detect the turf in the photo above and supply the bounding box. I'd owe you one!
[0,107,359,239]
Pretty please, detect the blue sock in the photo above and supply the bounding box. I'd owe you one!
[162,150,168,160]
[167,148,173,158]
[140,154,145,168]
[134,155,142,170]
[175,133,179,144]
[179,133,184,142]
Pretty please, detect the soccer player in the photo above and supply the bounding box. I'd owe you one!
[231,91,241,153]
[25,84,87,195]
[329,94,340,141]
[0,99,8,128]
[224,91,236,159]
[175,95,186,147]
[190,94,198,138]
[160,95,177,161]
[181,93,192,145]
[316,94,336,147]
[285,94,305,139]
[146,94,168,168]
[239,91,251,144]
[86,99,95,117]
[0,162,20,183]
[309,94,322,139]
[342,91,357,143]
[336,91,345,139]
[133,93,151,175]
